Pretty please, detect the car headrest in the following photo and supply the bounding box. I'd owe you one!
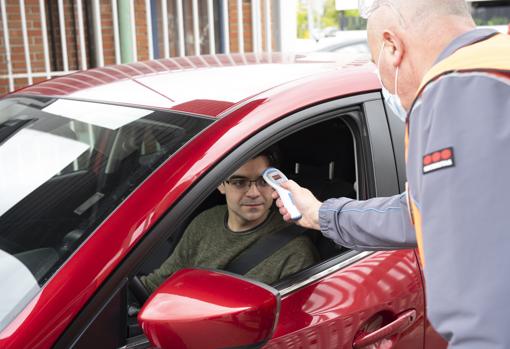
[279,120,353,179]
[281,123,344,165]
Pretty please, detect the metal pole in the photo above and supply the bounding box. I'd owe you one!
[161,0,169,58]
[251,0,258,53]
[150,0,160,58]
[19,0,33,84]
[176,0,185,56]
[39,0,51,79]
[112,0,121,64]
[92,0,104,66]
[129,0,138,61]
[76,0,88,70]
[221,0,230,54]
[207,0,215,54]
[192,0,200,55]
[264,0,271,53]
[118,0,134,63]
[58,0,69,71]
[1,0,14,91]
[145,0,154,59]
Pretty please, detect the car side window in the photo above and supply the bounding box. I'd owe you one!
[132,116,358,291]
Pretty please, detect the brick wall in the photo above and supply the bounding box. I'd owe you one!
[228,0,278,53]
[0,0,279,96]
[134,0,149,61]
[46,0,79,71]
[229,0,252,52]
[1,0,49,94]
[100,1,117,65]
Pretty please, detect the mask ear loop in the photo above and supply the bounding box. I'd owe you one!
[379,41,400,97]
[376,42,385,72]
[395,66,400,98]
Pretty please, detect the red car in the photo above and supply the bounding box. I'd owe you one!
[0,53,446,349]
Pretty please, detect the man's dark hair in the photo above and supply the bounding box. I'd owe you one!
[255,145,280,168]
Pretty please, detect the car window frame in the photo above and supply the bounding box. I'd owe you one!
[54,91,400,349]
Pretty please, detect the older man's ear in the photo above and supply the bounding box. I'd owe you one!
[382,29,405,67]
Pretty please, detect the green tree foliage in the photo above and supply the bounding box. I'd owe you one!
[297,2,310,38]
[474,16,509,25]
[297,0,366,38]
[321,0,339,28]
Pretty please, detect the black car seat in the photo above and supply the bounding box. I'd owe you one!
[279,119,356,259]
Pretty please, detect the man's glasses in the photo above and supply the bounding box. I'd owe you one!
[224,177,270,191]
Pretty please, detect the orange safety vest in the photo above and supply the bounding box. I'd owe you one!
[405,33,510,266]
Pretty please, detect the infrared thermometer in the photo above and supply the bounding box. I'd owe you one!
[262,167,302,221]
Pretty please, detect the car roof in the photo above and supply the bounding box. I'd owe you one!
[12,52,378,117]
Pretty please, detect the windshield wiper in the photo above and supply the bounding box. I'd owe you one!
[0,118,37,145]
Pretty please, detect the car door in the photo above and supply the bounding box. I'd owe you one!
[257,94,425,348]
[267,249,423,348]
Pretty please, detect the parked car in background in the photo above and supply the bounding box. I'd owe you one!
[314,24,509,55]
[312,29,369,56]
[316,38,370,55]
[0,52,447,349]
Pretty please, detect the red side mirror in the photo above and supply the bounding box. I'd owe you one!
[138,268,280,349]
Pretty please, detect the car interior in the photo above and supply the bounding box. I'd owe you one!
[0,102,211,286]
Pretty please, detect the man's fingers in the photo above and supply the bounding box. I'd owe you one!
[280,180,297,191]
[272,178,320,230]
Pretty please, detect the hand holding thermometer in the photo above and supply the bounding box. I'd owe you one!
[262,167,302,221]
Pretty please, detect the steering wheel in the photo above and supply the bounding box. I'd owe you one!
[129,275,150,304]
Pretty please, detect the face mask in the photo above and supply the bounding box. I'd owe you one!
[376,42,408,122]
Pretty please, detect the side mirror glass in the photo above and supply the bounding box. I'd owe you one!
[138,268,280,349]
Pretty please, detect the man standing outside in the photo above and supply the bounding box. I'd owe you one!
[274,1,510,348]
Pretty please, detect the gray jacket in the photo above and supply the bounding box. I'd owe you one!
[319,29,510,349]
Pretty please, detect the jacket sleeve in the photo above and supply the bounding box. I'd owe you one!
[318,193,417,250]
[406,72,510,348]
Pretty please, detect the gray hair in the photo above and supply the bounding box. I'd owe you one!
[361,0,472,26]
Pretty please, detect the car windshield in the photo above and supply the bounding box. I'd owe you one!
[0,96,212,331]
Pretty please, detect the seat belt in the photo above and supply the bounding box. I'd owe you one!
[224,225,306,275]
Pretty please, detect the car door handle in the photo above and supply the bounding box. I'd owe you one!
[352,309,417,349]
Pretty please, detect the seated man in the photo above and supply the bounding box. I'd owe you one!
[141,149,318,293]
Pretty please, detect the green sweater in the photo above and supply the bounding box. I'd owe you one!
[142,205,318,293]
